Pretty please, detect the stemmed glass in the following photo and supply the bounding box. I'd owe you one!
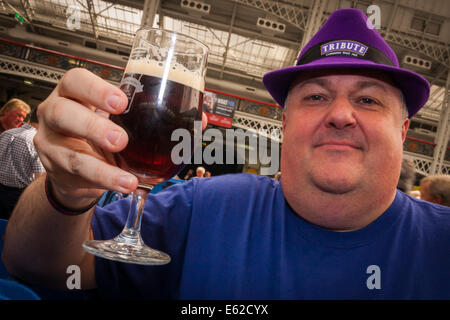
[82,28,208,265]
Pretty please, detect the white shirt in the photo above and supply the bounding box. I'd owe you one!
[0,123,45,188]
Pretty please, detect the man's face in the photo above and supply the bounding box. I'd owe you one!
[3,108,27,129]
[281,69,409,210]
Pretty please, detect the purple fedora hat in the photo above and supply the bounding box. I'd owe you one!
[262,8,430,118]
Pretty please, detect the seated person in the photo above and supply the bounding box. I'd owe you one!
[420,175,450,207]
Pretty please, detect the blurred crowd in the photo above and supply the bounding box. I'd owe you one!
[183,166,212,180]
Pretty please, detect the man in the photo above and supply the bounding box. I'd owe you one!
[420,175,450,207]
[183,169,194,180]
[2,9,450,299]
[0,98,30,133]
[0,107,45,219]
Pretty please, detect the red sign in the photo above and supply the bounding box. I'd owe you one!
[205,112,233,128]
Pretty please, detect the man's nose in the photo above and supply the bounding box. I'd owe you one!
[324,97,357,130]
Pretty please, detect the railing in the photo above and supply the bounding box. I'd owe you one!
[0,37,124,83]
[403,136,450,163]
[0,37,283,116]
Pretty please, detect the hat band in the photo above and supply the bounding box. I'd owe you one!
[297,40,394,66]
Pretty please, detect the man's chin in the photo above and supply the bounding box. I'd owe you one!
[310,174,360,195]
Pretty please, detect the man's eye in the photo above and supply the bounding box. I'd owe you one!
[360,97,376,105]
[307,95,323,101]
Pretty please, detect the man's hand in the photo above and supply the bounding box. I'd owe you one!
[34,68,139,210]
[34,68,208,210]
[3,68,209,289]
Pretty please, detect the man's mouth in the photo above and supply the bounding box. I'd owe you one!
[315,140,362,150]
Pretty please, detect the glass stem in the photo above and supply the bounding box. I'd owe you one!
[116,186,152,245]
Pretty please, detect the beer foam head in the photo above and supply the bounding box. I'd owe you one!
[125,59,204,92]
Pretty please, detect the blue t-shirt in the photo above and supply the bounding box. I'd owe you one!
[92,173,450,299]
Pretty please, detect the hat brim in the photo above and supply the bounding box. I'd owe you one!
[262,57,430,118]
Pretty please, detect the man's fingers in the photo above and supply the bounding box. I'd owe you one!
[42,140,138,194]
[58,68,128,115]
[62,151,138,194]
[43,96,128,152]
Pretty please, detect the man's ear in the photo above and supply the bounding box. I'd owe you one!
[401,118,410,142]
[435,194,443,205]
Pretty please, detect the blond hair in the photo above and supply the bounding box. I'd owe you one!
[0,98,31,116]
[196,166,206,174]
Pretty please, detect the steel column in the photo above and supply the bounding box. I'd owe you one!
[141,0,159,28]
[430,70,450,175]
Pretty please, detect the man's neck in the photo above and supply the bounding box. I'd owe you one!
[282,182,397,232]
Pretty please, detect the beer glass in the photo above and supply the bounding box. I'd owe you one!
[83,28,208,265]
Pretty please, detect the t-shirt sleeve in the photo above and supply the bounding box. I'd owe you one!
[91,179,196,299]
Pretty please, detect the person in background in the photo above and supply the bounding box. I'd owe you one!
[196,166,205,178]
[183,169,194,180]
[420,175,450,207]
[397,158,416,194]
[204,171,211,178]
[0,98,30,133]
[202,93,215,114]
[274,172,281,182]
[0,107,45,219]
[409,190,421,199]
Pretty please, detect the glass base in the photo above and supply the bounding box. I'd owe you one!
[83,238,171,265]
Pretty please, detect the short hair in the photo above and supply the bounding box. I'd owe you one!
[196,166,205,174]
[0,98,31,116]
[421,175,450,207]
[398,158,416,193]
[399,92,409,119]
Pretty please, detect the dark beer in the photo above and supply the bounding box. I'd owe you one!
[111,61,203,186]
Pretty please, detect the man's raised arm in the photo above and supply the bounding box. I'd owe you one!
[1,68,138,290]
